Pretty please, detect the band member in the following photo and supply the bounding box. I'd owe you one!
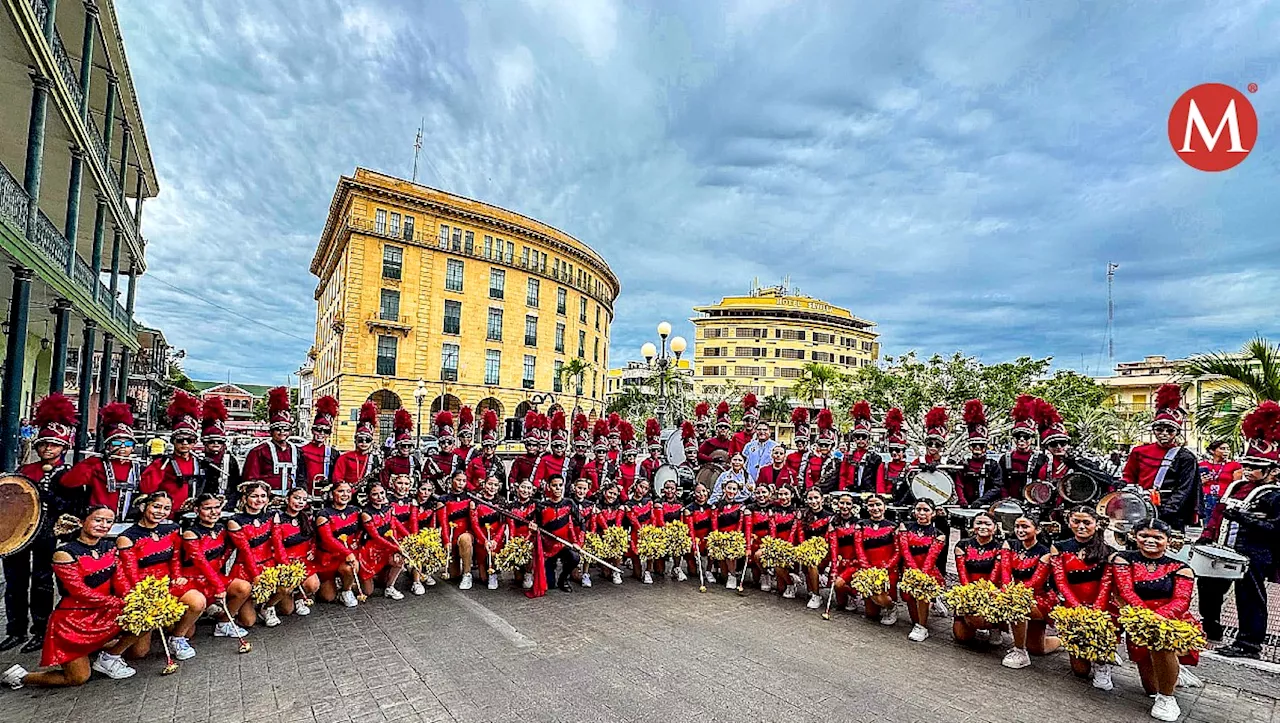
[569,478,597,587]
[693,402,712,443]
[428,411,459,491]
[1050,506,1115,690]
[527,474,585,596]
[2,394,76,654]
[580,420,612,495]
[999,395,1040,503]
[656,478,686,581]
[1113,518,1201,722]
[590,484,628,585]
[855,494,900,625]
[785,408,812,475]
[616,421,639,500]
[756,445,797,489]
[683,483,715,585]
[827,492,861,611]
[182,493,252,639]
[357,480,408,600]
[299,395,341,495]
[709,479,749,589]
[606,412,623,463]
[1,506,144,689]
[839,401,883,493]
[271,487,322,615]
[455,406,477,469]
[437,471,476,590]
[532,411,570,491]
[898,499,946,642]
[567,413,591,485]
[415,483,442,588]
[769,486,801,598]
[697,402,733,466]
[383,475,421,596]
[910,406,953,544]
[472,476,508,590]
[381,410,421,488]
[1197,401,1280,659]
[227,482,280,627]
[465,410,506,493]
[509,479,538,589]
[199,397,242,507]
[335,402,380,487]
[812,410,840,492]
[242,387,301,495]
[956,399,1002,508]
[625,478,658,583]
[1199,439,1242,521]
[640,418,664,484]
[1030,401,1072,505]
[881,409,909,500]
[116,492,204,662]
[677,421,699,483]
[509,412,542,492]
[796,487,832,608]
[60,403,142,521]
[314,481,362,607]
[1121,384,1201,531]
[732,393,759,456]
[998,514,1058,669]
[140,391,204,514]
[952,511,1003,643]
[745,485,775,590]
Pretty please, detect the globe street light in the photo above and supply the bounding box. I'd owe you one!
[643,322,685,428]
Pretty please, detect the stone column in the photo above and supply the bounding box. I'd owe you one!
[74,318,97,461]
[50,298,72,394]
[1,268,35,470]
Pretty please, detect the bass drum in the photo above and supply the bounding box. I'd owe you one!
[0,473,43,557]
[1059,473,1100,506]
[694,462,724,490]
[1096,489,1155,549]
[989,498,1027,536]
[652,465,680,493]
[910,470,955,505]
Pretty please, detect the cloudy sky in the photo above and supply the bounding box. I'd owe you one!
[118,0,1280,385]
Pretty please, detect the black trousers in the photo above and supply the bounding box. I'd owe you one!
[1197,558,1274,652]
[544,547,581,587]
[2,532,56,637]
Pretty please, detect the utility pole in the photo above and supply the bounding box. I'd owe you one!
[411,118,424,183]
[1106,263,1119,365]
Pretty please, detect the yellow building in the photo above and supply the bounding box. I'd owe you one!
[1094,354,1233,452]
[310,169,619,447]
[691,282,879,402]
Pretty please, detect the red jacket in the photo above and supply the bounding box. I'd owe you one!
[139,454,201,514]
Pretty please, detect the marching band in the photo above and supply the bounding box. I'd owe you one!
[2,384,1278,723]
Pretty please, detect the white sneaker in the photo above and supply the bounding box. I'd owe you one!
[581,573,593,588]
[782,583,797,599]
[642,571,653,584]
[2,664,28,690]
[170,636,196,661]
[385,586,405,600]
[411,581,426,596]
[611,571,623,585]
[880,607,898,626]
[704,571,717,585]
[1002,648,1031,669]
[726,574,738,590]
[807,593,822,609]
[760,573,773,592]
[459,573,473,591]
[339,590,358,608]
[522,572,534,589]
[908,624,930,642]
[424,574,437,587]
[294,600,311,616]
[214,621,249,638]
[261,605,281,627]
[1091,663,1114,691]
[675,568,688,582]
[1177,669,1203,688]
[844,598,858,612]
[1150,693,1181,722]
[92,652,137,680]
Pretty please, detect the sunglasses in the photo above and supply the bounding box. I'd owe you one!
[1242,463,1270,472]
[110,440,136,449]
[355,436,373,443]
[1047,441,1067,449]
[173,436,197,444]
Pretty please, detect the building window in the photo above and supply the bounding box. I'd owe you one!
[376,335,397,376]
[811,351,834,362]
[484,235,494,259]
[521,247,530,268]
[485,350,501,385]
[595,306,600,330]
[505,241,514,263]
[445,259,464,292]
[702,365,726,376]
[778,367,803,378]
[525,315,538,346]
[735,347,765,358]
[554,360,563,392]
[862,341,873,351]
[577,330,586,358]
[557,288,567,315]
[734,327,765,339]
[593,337,599,363]
[735,366,766,377]
[464,231,475,255]
[489,269,505,299]
[379,289,400,321]
[441,343,459,381]
[451,227,462,252]
[438,224,449,249]
[813,332,834,344]
[555,323,565,353]
[382,245,402,280]
[443,300,462,335]
[526,277,539,307]
[523,355,536,390]
[389,212,401,237]
[375,209,387,234]
[487,308,504,341]
[776,348,804,359]
[579,297,587,323]
[403,216,414,240]
[703,328,723,338]
[777,329,805,341]
[702,347,722,357]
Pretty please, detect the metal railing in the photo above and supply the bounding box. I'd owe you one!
[30,210,69,269]
[0,164,26,229]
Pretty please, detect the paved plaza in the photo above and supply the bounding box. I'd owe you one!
[2,578,1278,723]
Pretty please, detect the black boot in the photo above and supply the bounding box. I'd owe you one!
[18,635,42,654]
[1203,620,1224,642]
[1215,644,1260,659]
[0,635,27,652]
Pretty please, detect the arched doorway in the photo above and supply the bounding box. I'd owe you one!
[546,403,564,417]
[430,394,461,415]
[367,390,403,443]
[514,401,533,420]
[476,397,504,419]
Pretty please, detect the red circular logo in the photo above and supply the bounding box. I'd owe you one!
[1168,83,1257,171]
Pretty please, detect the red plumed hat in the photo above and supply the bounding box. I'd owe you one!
[201,395,229,441]
[481,409,500,445]
[536,413,550,442]
[549,410,568,445]
[522,410,540,443]
[393,408,414,442]
[1152,384,1186,431]
[1034,399,1068,446]
[694,401,711,426]
[608,412,622,437]
[573,412,591,447]
[592,418,610,451]
[267,386,292,429]
[815,408,836,445]
[34,393,77,446]
[741,393,759,420]
[962,399,988,444]
[715,401,732,428]
[681,420,697,449]
[923,406,949,442]
[645,418,662,449]
[1010,394,1038,436]
[356,401,379,437]
[619,420,637,453]
[883,407,906,449]
[100,401,135,442]
[791,407,811,441]
[458,405,475,438]
[313,395,339,430]
[1241,401,1280,466]
[850,400,873,435]
[167,390,202,435]
[434,410,455,441]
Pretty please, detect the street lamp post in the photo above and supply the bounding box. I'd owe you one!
[414,379,427,444]
[642,322,686,428]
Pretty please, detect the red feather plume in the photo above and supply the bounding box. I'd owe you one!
[202,395,228,423]
[790,407,809,425]
[359,401,379,424]
[608,412,621,429]
[924,406,948,429]
[645,418,661,438]
[523,410,539,431]
[694,401,710,418]
[167,390,201,422]
[619,420,635,443]
[459,406,474,427]
[816,408,833,431]
[1011,394,1036,423]
[716,401,731,417]
[1242,401,1280,443]
[1033,399,1063,427]
[592,418,609,439]
[100,401,134,427]
[1155,384,1182,410]
[536,413,548,430]
[394,409,414,432]
[573,413,589,434]
[850,400,871,422]
[681,420,696,440]
[884,408,904,433]
[34,393,78,427]
[315,395,339,417]
[962,399,986,426]
[482,409,499,433]
[435,410,453,428]
[550,410,566,432]
[741,393,758,410]
[267,386,290,414]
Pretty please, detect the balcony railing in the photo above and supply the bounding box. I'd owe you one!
[0,164,26,229]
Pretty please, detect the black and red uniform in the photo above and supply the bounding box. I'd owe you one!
[998,540,1055,617]
[117,521,191,596]
[769,503,800,544]
[228,510,274,583]
[657,498,684,526]
[746,501,773,556]
[838,449,884,494]
[60,456,142,520]
[380,454,422,488]
[41,538,128,668]
[683,501,714,569]
[827,512,860,582]
[300,441,340,493]
[955,455,1003,508]
[182,521,231,600]
[785,449,811,476]
[416,495,442,531]
[999,448,1036,503]
[357,503,408,581]
[531,454,568,491]
[139,455,202,516]
[509,453,538,491]
[898,521,945,588]
[509,497,537,541]
[271,509,315,573]
[855,519,899,598]
[333,449,376,487]
[639,456,662,485]
[389,493,419,535]
[471,494,508,565]
[530,498,585,594]
[314,504,361,578]
[616,462,638,501]
[1051,538,1114,610]
[882,459,910,501]
[797,508,832,568]
[713,499,750,550]
[466,453,507,493]
[436,492,474,549]
[954,535,1002,585]
[626,496,658,558]
[696,436,731,465]
[755,462,797,490]
[1113,550,1200,665]
[592,501,627,542]
[427,451,458,491]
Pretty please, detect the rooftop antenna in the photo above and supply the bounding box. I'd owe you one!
[411,118,424,183]
[1106,263,1119,365]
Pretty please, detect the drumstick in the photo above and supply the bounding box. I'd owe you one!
[821,558,838,620]
[694,537,707,593]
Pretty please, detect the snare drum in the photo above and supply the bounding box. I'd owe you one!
[911,470,955,505]
[1187,543,1249,579]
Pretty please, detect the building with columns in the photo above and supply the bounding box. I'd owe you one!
[0,0,156,468]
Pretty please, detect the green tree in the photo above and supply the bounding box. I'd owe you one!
[1030,370,1109,424]
[760,393,792,439]
[152,363,199,428]
[558,358,594,416]
[1184,337,1280,445]
[605,385,650,420]
[792,362,844,409]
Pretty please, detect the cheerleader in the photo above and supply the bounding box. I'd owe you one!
[1050,505,1115,690]
[226,482,279,627]
[472,475,508,590]
[357,480,408,600]
[1112,518,1200,722]
[2,506,143,688]
[768,486,801,598]
[437,471,477,590]
[712,479,749,589]
[414,481,442,588]
[625,477,658,584]
[855,494,899,625]
[746,485,775,591]
[683,483,715,586]
[529,474,584,594]
[509,479,538,589]
[181,493,251,640]
[655,478,686,581]
[591,484,628,585]
[897,499,946,641]
[827,492,861,612]
[116,492,204,662]
[569,478,598,588]
[951,511,1003,643]
[388,475,424,595]
[314,481,362,607]
[796,487,832,609]
[998,514,1059,669]
[271,487,321,615]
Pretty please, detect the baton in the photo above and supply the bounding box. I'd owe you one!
[464,492,623,574]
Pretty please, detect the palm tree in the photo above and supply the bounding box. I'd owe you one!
[760,394,792,440]
[605,385,650,420]
[1183,337,1280,446]
[558,358,594,416]
[1072,405,1120,452]
[793,362,843,409]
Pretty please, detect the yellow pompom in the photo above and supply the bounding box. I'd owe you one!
[899,568,942,603]
[275,561,307,592]
[757,537,796,569]
[494,537,534,571]
[1050,605,1118,663]
[636,525,667,560]
[850,567,891,598]
[600,527,631,559]
[662,521,692,558]
[1119,606,1206,654]
[942,579,998,618]
[706,530,747,561]
[400,528,448,575]
[251,566,281,604]
[117,576,187,635]
[582,532,607,561]
[988,583,1037,624]
[792,537,830,569]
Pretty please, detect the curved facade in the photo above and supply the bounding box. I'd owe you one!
[310,169,619,447]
